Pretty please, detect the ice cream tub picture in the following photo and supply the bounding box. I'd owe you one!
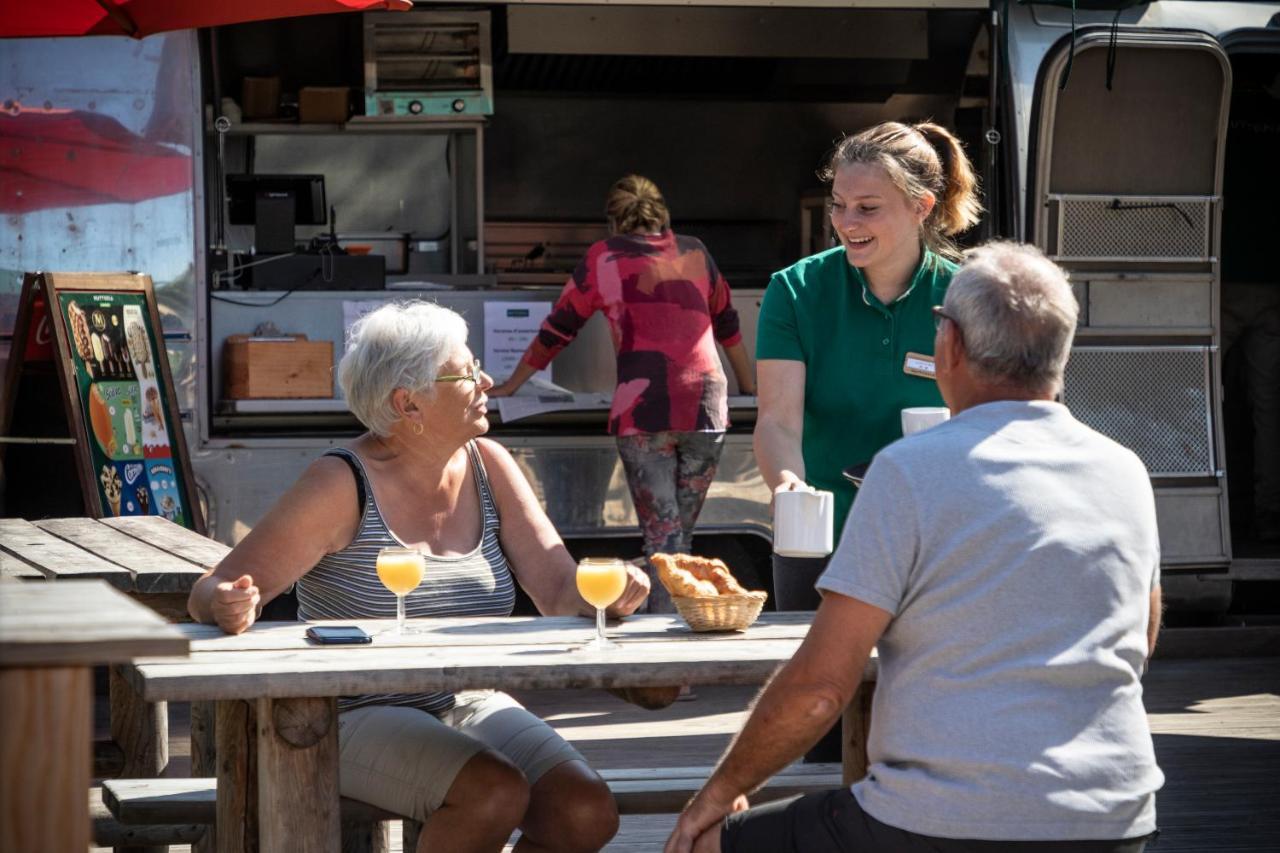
[145,459,187,526]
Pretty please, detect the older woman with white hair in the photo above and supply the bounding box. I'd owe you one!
[187,301,649,853]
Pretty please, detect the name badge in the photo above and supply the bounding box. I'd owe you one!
[903,352,936,380]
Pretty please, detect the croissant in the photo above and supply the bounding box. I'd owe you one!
[652,553,753,598]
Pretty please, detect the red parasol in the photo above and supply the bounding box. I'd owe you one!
[0,107,193,213]
[1,0,412,39]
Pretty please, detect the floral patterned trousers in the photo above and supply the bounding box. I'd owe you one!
[616,431,725,612]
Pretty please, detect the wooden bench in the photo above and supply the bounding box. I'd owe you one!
[98,763,844,850]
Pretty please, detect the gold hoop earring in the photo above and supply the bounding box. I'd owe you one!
[412,422,424,436]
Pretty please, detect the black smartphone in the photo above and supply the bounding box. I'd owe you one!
[842,462,871,487]
[306,625,373,645]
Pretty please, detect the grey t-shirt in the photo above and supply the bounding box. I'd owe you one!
[818,400,1163,841]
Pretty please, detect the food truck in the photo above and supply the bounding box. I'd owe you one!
[2,0,1277,611]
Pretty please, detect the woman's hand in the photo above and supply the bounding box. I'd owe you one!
[774,472,807,493]
[488,381,519,398]
[211,574,260,635]
[606,562,651,616]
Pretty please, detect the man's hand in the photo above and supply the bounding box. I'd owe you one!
[212,574,260,635]
[607,563,651,616]
[664,786,749,853]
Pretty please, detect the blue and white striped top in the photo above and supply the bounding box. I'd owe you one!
[296,442,517,714]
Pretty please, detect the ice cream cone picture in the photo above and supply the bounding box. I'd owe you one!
[145,387,164,427]
[100,465,122,516]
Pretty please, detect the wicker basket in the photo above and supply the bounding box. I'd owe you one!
[671,592,768,632]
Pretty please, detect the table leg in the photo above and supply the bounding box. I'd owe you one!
[191,701,217,853]
[0,666,92,853]
[841,681,875,786]
[215,699,257,853]
[111,664,170,853]
[256,697,340,853]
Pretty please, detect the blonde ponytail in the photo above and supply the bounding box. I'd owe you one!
[913,122,982,239]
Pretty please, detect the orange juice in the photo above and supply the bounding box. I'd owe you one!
[377,549,425,596]
[576,558,627,610]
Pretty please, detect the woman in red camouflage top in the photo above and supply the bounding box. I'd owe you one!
[492,175,755,611]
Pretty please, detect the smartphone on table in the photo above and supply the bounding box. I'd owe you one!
[306,625,373,645]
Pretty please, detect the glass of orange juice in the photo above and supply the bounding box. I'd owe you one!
[377,547,425,635]
[577,557,628,651]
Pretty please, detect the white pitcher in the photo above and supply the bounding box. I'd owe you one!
[773,488,834,558]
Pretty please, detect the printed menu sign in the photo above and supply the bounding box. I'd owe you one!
[2,272,203,532]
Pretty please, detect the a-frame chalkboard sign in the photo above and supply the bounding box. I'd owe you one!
[1,272,204,534]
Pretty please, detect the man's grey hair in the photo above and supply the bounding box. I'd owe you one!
[943,242,1078,394]
[337,301,469,436]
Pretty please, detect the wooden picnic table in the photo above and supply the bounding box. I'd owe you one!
[0,515,230,788]
[0,579,188,853]
[123,613,878,853]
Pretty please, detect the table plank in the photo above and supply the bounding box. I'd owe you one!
[0,550,43,580]
[0,518,132,589]
[175,613,816,652]
[0,580,189,667]
[36,517,207,593]
[126,626,876,703]
[100,516,230,570]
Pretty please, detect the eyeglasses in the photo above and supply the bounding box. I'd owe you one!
[932,306,955,332]
[436,359,483,385]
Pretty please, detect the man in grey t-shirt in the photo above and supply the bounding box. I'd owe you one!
[666,243,1164,853]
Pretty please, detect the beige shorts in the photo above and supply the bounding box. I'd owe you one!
[337,690,587,823]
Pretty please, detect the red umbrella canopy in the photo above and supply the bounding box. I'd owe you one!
[2,0,412,39]
[0,107,192,213]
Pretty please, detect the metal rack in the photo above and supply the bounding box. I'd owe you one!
[1046,194,1218,264]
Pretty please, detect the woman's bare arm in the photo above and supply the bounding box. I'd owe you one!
[723,341,756,396]
[477,438,648,616]
[187,456,362,633]
[753,359,808,492]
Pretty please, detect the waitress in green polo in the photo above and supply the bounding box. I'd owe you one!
[755,121,983,612]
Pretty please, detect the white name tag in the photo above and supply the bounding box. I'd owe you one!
[903,352,936,380]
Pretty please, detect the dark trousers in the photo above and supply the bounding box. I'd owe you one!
[773,552,841,762]
[722,789,1155,853]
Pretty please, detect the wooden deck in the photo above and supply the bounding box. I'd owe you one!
[92,655,1279,852]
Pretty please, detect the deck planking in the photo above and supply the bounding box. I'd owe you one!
[91,656,1278,852]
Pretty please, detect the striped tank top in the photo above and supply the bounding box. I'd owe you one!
[296,442,517,714]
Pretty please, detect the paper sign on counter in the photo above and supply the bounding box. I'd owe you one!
[484,301,553,383]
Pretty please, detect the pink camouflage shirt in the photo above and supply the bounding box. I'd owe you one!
[522,230,743,436]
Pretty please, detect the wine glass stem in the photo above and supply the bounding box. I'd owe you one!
[596,607,607,644]
[397,594,406,636]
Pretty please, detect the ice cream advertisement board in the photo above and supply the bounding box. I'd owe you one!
[2,272,202,532]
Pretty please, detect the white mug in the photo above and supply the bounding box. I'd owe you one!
[901,406,950,436]
[773,488,834,558]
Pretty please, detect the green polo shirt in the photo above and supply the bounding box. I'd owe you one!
[757,246,957,534]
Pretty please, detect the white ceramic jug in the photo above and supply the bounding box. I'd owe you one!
[773,488,834,558]
[901,406,950,436]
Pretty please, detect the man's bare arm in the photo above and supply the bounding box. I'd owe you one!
[664,593,892,853]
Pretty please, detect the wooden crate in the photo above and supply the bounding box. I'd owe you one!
[222,335,333,399]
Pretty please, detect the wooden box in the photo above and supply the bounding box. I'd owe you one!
[241,76,280,120]
[222,334,333,399]
[299,87,350,124]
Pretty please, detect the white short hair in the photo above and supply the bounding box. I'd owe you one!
[944,242,1078,395]
[337,301,469,436]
